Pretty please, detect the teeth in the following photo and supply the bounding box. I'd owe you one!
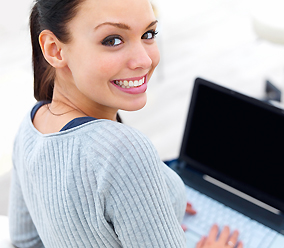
[114,77,145,88]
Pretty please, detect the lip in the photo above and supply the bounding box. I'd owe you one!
[110,74,148,95]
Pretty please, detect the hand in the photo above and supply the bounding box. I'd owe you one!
[196,225,243,248]
[182,202,197,231]
[186,202,197,215]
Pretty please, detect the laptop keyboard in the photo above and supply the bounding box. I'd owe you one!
[182,185,278,248]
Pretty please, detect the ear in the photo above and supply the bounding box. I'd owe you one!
[39,30,67,68]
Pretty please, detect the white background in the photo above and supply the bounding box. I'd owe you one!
[1,0,284,176]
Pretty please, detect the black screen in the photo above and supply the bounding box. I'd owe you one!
[181,79,284,212]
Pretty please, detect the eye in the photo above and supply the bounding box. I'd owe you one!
[141,30,158,40]
[102,36,123,47]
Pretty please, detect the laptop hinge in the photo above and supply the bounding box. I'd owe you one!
[203,175,281,215]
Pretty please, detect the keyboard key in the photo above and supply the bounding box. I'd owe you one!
[248,235,263,248]
[187,224,208,237]
[182,185,277,248]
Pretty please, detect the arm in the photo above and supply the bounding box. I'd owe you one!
[9,167,44,248]
[100,123,186,248]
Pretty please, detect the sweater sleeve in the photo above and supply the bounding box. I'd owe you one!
[88,122,186,248]
[9,167,44,248]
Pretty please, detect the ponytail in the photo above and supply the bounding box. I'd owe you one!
[30,0,84,101]
[30,4,55,101]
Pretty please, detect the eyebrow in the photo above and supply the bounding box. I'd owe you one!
[146,20,158,29]
[95,20,158,30]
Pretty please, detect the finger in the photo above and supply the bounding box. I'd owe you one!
[236,241,243,248]
[205,224,219,244]
[186,202,197,215]
[227,230,240,247]
[218,226,230,244]
[181,224,187,232]
[196,236,206,248]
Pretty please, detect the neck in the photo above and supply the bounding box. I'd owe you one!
[52,83,118,121]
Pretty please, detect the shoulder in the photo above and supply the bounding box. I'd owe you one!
[77,119,161,176]
[80,119,155,154]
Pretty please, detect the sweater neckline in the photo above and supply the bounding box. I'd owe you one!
[29,101,99,137]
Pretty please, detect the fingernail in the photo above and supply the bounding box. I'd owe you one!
[181,224,187,232]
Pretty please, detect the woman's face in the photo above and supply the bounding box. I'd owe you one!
[60,0,160,118]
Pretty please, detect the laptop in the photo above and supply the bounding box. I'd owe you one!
[171,78,284,248]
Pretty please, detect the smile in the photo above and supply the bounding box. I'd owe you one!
[112,76,145,88]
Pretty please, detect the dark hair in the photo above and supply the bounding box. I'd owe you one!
[30,0,84,101]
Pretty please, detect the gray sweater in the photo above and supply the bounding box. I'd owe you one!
[9,110,187,248]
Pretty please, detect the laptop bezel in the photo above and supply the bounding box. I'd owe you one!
[179,77,284,213]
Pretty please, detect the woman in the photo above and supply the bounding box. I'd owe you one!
[9,0,243,247]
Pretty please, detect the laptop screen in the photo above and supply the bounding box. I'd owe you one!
[180,78,284,213]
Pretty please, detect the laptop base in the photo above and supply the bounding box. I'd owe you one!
[171,160,284,234]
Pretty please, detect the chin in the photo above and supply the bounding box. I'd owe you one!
[120,95,147,111]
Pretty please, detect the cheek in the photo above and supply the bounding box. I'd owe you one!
[96,55,120,75]
[66,41,118,80]
[77,55,118,85]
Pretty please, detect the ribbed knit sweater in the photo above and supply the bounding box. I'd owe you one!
[9,109,187,248]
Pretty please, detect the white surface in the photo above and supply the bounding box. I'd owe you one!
[252,0,284,44]
[0,171,11,215]
[0,215,12,248]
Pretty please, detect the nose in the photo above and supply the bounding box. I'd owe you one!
[127,42,152,70]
